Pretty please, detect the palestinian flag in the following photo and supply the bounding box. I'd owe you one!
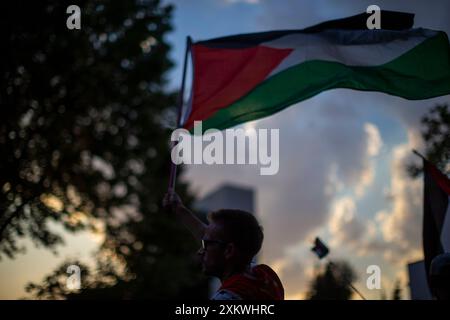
[181,11,450,132]
[423,159,450,281]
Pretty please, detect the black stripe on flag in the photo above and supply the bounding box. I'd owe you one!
[423,159,450,284]
[196,10,414,48]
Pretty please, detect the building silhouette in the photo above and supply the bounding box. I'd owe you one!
[407,260,432,300]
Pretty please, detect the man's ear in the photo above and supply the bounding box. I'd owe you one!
[224,242,236,260]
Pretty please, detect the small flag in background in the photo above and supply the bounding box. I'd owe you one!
[423,159,450,281]
[311,237,330,259]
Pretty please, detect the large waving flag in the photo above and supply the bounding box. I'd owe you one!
[423,159,450,281]
[181,11,450,132]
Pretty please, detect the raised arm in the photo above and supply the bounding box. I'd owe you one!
[163,191,206,242]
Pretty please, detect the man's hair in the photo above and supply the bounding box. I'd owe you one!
[207,209,263,262]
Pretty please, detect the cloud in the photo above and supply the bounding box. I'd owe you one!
[329,197,367,247]
[223,0,260,4]
[177,0,450,298]
[260,101,385,263]
[374,144,423,265]
[270,255,316,299]
[276,235,329,298]
[327,195,391,261]
[355,123,383,197]
[324,139,425,266]
[184,93,385,267]
[366,123,383,157]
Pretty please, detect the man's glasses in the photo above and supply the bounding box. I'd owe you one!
[201,238,227,250]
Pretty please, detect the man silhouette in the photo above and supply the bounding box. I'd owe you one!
[429,253,450,300]
[163,191,284,300]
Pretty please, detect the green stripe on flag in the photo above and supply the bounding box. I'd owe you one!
[195,32,450,132]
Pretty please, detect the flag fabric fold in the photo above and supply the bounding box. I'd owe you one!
[182,11,450,132]
[423,159,450,281]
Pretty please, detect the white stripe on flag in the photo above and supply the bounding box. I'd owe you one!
[263,28,438,78]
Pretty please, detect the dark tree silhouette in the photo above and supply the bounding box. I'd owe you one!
[2,0,207,299]
[408,104,450,176]
[307,260,357,300]
[391,279,402,300]
[379,289,387,300]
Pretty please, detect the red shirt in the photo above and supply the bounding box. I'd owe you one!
[216,264,284,300]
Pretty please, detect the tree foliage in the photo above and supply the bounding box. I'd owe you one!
[307,260,357,300]
[408,104,450,177]
[2,0,207,299]
[391,279,402,300]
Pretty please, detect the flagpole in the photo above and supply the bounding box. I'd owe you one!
[328,261,366,300]
[347,280,367,300]
[412,149,426,160]
[168,36,192,192]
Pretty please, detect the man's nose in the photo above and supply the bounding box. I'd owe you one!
[197,247,205,255]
